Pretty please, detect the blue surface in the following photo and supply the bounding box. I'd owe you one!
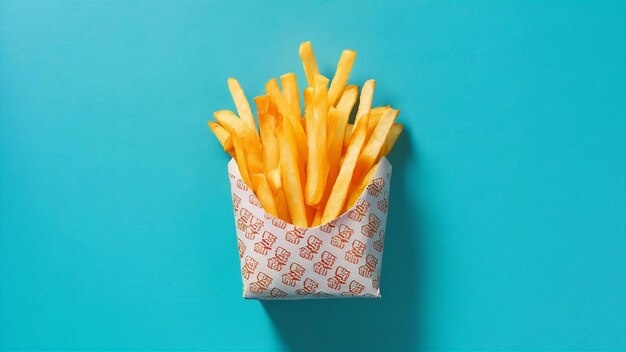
[1,1,625,350]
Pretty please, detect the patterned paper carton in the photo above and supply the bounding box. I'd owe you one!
[228,157,392,299]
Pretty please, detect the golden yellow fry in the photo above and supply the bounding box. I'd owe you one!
[280,73,302,119]
[343,123,354,152]
[353,108,399,184]
[336,85,359,116]
[276,119,307,227]
[207,121,234,154]
[265,78,308,163]
[345,163,378,212]
[367,106,389,134]
[322,114,370,224]
[252,173,278,217]
[254,96,282,192]
[318,100,354,215]
[299,41,319,87]
[326,108,345,181]
[381,123,404,157]
[227,78,257,135]
[336,85,360,150]
[354,79,376,127]
[305,74,330,206]
[275,189,291,224]
[213,110,263,184]
[328,50,357,106]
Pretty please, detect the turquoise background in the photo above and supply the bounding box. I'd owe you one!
[1,1,625,350]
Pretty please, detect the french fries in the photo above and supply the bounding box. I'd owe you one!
[207,121,234,157]
[328,50,357,106]
[353,107,399,184]
[276,118,307,227]
[305,74,330,206]
[208,42,403,227]
[227,78,257,136]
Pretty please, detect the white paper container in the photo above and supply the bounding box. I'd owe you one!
[227,157,392,299]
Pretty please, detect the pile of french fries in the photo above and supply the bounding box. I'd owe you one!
[209,42,403,228]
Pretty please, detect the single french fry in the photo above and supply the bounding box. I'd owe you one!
[227,78,257,135]
[299,41,319,87]
[326,108,345,183]
[321,114,370,224]
[343,123,354,152]
[367,106,389,134]
[265,78,308,163]
[381,123,404,157]
[336,85,359,116]
[305,74,330,206]
[254,96,282,192]
[276,119,307,227]
[275,188,292,224]
[344,80,375,146]
[328,50,357,106]
[345,163,378,212]
[252,173,278,217]
[353,108,399,184]
[335,86,359,156]
[317,99,354,216]
[303,87,314,130]
[213,110,263,185]
[280,73,302,119]
[354,79,375,127]
[208,121,234,156]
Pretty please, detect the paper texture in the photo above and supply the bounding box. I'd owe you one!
[227,157,392,299]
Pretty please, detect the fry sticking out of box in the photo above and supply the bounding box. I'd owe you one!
[208,42,403,299]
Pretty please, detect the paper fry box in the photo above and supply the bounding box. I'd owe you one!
[227,157,392,300]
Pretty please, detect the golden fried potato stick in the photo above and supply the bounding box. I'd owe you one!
[344,80,375,146]
[381,123,404,157]
[328,50,357,106]
[252,173,278,217]
[227,78,257,136]
[254,96,282,192]
[353,108,399,184]
[265,78,308,163]
[302,87,314,131]
[305,74,330,206]
[321,114,370,224]
[367,106,390,134]
[213,110,263,186]
[343,123,354,152]
[326,108,345,182]
[336,85,359,116]
[354,79,376,126]
[333,85,359,153]
[276,119,307,227]
[312,107,349,226]
[345,163,378,212]
[207,121,235,157]
[275,189,291,224]
[280,73,302,119]
[299,41,319,87]
[316,87,358,217]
